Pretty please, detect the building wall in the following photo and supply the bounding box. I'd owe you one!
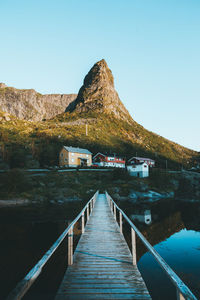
[68,151,92,167]
[127,164,149,178]
[59,148,92,167]
[99,161,125,168]
[128,170,149,178]
[93,154,125,168]
[59,148,69,167]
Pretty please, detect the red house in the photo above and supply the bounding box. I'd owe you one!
[128,157,155,167]
[93,153,126,168]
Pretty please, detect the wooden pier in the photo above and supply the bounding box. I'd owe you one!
[7,191,197,300]
[55,193,151,299]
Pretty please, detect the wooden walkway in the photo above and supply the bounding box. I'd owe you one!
[55,193,151,299]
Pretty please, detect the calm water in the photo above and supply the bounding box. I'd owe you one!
[0,202,84,299]
[1,199,200,299]
[138,228,200,299]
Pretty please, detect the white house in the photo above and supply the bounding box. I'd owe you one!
[127,163,149,178]
[131,210,152,225]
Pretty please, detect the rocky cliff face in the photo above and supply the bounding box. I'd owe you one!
[66,59,132,122]
[0,84,76,121]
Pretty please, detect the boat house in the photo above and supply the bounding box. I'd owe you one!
[127,162,149,178]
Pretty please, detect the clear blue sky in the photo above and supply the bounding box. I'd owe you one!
[0,0,199,151]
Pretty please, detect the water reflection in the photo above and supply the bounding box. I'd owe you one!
[120,199,200,299]
[1,199,200,299]
[130,209,152,225]
[138,229,200,300]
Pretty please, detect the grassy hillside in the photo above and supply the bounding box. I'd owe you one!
[0,110,198,169]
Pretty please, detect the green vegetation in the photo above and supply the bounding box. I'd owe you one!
[0,169,176,202]
[147,169,175,192]
[175,177,198,199]
[0,110,198,169]
[1,168,199,205]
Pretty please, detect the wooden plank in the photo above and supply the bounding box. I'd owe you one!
[55,194,151,299]
[56,294,150,300]
[109,194,198,300]
[57,286,148,297]
[6,192,99,300]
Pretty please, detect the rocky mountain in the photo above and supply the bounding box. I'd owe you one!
[66,59,132,122]
[0,60,198,169]
[0,83,76,121]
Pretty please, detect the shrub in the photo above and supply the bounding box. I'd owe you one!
[175,178,195,198]
[0,169,33,195]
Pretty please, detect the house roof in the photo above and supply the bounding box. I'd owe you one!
[93,152,124,159]
[63,146,92,155]
[127,162,148,166]
[128,157,155,162]
[93,152,106,159]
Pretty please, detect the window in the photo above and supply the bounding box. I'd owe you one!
[61,153,63,157]
[71,158,74,163]
[71,153,74,156]
[65,158,67,162]
[86,155,88,158]
[108,157,115,161]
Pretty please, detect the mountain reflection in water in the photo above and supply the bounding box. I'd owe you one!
[121,199,200,300]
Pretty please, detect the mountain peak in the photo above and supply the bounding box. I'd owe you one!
[0,83,7,88]
[83,59,114,87]
[66,60,132,121]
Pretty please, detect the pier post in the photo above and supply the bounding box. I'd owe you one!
[91,201,93,212]
[68,226,73,265]
[177,291,185,300]
[111,201,114,214]
[131,228,137,265]
[114,205,116,220]
[87,205,89,221]
[92,198,94,209]
[119,212,122,234]
[81,212,85,234]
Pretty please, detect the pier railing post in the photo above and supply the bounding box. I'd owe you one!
[87,204,89,221]
[114,205,116,220]
[92,198,94,209]
[81,212,85,234]
[90,201,92,214]
[119,212,122,234]
[177,291,185,300]
[68,226,73,265]
[131,228,137,265]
